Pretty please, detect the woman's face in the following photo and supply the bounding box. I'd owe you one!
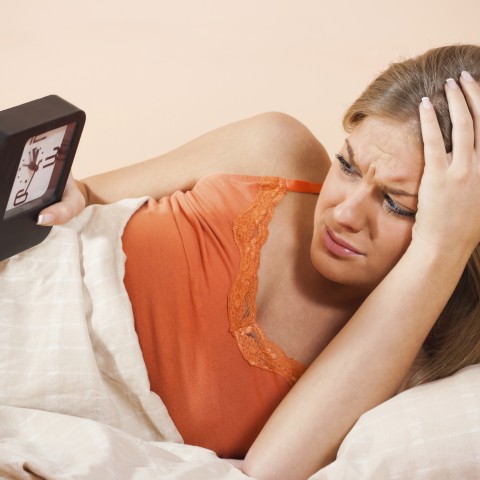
[311,116,423,292]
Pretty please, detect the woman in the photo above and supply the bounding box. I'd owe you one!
[39,44,480,479]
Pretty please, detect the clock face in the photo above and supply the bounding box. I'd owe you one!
[4,123,74,220]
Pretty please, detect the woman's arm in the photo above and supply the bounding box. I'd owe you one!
[243,237,469,480]
[38,112,330,225]
[243,76,480,479]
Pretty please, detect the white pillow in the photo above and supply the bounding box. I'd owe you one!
[311,364,480,479]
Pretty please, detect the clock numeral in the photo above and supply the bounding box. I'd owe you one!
[30,134,47,144]
[13,190,28,207]
[43,146,59,169]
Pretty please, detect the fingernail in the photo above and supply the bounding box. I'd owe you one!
[461,70,474,82]
[37,213,55,225]
[421,97,432,109]
[446,78,459,90]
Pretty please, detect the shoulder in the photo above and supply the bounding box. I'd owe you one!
[238,112,331,183]
[201,112,331,185]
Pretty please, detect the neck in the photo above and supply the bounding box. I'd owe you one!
[295,242,369,317]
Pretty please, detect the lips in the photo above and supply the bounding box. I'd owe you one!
[324,226,365,256]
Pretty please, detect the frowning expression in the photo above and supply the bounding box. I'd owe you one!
[311,116,424,292]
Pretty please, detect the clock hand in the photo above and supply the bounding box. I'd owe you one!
[24,163,39,193]
[28,148,41,173]
[20,148,43,185]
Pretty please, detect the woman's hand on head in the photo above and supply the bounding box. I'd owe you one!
[414,72,480,259]
[37,174,87,226]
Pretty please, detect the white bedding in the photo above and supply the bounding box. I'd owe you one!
[0,405,248,479]
[1,200,479,479]
[0,199,249,479]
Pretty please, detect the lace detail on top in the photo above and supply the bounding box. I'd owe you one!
[227,177,306,386]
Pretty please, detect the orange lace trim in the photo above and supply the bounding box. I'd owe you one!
[227,177,305,386]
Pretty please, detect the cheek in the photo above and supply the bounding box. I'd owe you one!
[376,221,414,268]
[314,171,345,218]
[359,223,414,290]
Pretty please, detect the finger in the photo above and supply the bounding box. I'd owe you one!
[419,97,448,168]
[37,202,74,226]
[459,71,480,152]
[37,177,86,226]
[445,78,474,167]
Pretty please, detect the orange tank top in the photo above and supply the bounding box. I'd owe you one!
[122,173,321,459]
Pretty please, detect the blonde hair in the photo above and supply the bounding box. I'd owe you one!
[343,44,480,388]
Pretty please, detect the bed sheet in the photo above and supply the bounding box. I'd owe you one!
[0,199,250,479]
[1,199,478,479]
[0,405,249,479]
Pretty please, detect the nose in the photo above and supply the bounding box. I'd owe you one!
[332,183,371,233]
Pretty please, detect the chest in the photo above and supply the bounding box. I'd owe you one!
[254,193,350,366]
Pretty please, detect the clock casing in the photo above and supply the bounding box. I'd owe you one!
[0,95,85,261]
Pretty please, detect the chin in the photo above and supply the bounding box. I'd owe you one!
[310,244,379,291]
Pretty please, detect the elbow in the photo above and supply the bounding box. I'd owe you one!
[242,446,277,480]
[242,457,278,480]
[242,450,298,480]
[242,445,333,480]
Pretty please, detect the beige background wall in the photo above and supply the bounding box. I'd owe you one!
[2,1,479,179]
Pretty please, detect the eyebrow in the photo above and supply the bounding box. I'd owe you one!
[344,138,418,198]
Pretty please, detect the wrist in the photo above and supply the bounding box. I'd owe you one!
[75,180,90,207]
[406,235,470,282]
[411,220,479,266]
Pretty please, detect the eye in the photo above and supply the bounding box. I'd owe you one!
[383,194,416,219]
[335,153,359,177]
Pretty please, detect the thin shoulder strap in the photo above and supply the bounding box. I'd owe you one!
[285,179,322,194]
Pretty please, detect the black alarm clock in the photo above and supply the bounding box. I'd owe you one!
[0,95,85,261]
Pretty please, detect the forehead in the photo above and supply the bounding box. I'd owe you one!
[346,116,423,185]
